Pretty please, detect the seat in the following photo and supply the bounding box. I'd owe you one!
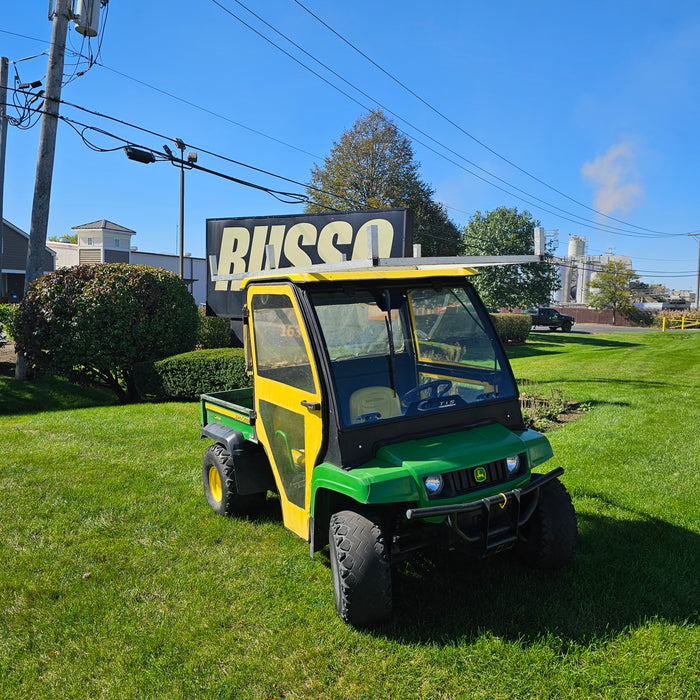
[349,386,401,424]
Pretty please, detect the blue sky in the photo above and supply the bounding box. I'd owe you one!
[3,0,699,292]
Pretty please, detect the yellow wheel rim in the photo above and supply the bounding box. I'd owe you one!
[209,466,223,502]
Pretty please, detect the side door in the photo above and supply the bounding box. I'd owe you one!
[247,284,323,540]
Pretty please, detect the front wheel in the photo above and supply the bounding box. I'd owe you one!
[329,510,392,627]
[202,443,266,516]
[561,321,572,332]
[516,478,577,568]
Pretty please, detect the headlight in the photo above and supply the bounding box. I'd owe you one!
[424,474,444,496]
[506,454,521,474]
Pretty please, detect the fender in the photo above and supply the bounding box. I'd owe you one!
[201,421,245,454]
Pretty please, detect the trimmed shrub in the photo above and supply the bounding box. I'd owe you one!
[196,309,231,348]
[490,312,532,344]
[14,264,198,401]
[135,348,250,401]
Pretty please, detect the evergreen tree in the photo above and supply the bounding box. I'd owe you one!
[305,109,460,255]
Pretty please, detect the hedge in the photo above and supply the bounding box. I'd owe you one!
[135,348,250,401]
[489,312,532,344]
[196,310,232,349]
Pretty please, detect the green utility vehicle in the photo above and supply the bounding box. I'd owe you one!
[200,258,577,626]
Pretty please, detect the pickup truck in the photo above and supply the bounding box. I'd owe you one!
[199,257,577,627]
[527,307,575,332]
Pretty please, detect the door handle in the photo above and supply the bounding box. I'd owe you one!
[300,400,321,410]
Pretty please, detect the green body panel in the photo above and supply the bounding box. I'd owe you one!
[310,423,553,515]
[201,389,257,442]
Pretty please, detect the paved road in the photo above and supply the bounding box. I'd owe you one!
[570,323,659,334]
[539,323,697,334]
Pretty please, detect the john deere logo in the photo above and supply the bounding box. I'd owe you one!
[474,466,487,483]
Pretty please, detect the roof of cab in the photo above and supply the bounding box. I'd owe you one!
[238,261,478,290]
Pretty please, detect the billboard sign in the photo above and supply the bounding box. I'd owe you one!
[206,209,411,318]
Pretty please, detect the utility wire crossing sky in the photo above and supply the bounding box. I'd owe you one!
[2,0,700,291]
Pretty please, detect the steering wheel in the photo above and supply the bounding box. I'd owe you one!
[401,380,452,407]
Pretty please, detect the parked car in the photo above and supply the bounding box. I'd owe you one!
[527,307,575,332]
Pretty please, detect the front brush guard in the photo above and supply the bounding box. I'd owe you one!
[405,467,564,556]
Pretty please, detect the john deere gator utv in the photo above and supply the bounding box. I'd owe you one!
[199,253,577,627]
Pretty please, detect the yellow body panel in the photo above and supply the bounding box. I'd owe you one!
[241,265,477,289]
[247,284,323,541]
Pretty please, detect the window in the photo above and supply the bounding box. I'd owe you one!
[251,294,315,393]
[114,238,120,248]
[312,290,406,360]
[86,237,93,246]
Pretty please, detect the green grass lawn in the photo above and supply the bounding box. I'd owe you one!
[1,332,698,699]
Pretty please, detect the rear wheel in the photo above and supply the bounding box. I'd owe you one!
[516,478,577,568]
[202,443,266,516]
[329,510,392,627]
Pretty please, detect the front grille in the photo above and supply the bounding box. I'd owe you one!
[446,459,506,494]
[425,454,525,500]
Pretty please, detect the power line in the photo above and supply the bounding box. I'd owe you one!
[93,61,323,162]
[0,27,325,161]
[9,85,361,210]
[291,0,698,238]
[5,18,696,246]
[52,111,346,211]
[212,0,691,240]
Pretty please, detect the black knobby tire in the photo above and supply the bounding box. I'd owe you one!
[202,443,266,516]
[329,510,392,627]
[516,477,577,569]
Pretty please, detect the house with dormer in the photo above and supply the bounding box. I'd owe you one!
[0,219,55,302]
[47,219,206,305]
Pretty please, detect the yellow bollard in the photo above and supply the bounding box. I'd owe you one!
[663,317,666,332]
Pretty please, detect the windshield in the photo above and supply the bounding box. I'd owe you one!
[309,283,517,427]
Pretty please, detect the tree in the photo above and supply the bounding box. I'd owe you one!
[305,108,461,255]
[586,259,640,325]
[14,263,198,401]
[461,207,560,309]
[49,233,77,244]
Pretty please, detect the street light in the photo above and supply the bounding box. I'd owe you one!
[690,233,700,311]
[124,140,196,281]
[165,138,197,280]
[124,145,155,164]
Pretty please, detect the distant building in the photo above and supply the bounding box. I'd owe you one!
[553,235,632,305]
[0,219,55,301]
[47,219,206,306]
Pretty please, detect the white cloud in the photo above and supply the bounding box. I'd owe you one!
[581,142,644,217]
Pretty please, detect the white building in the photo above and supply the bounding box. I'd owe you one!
[553,235,632,305]
[47,219,206,306]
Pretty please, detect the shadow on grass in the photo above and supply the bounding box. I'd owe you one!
[507,333,641,359]
[0,374,116,415]
[250,489,696,644]
[382,510,698,645]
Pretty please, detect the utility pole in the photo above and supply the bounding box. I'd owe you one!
[16,0,70,380]
[24,0,71,292]
[176,138,185,280]
[690,233,700,311]
[0,56,8,298]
